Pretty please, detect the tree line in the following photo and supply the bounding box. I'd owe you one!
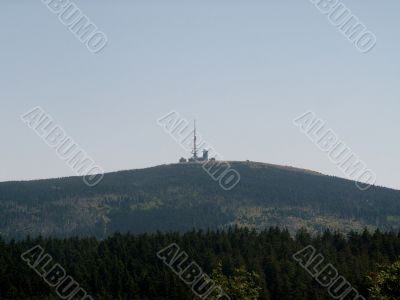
[0,227,399,299]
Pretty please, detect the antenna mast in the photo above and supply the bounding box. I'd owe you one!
[193,120,198,159]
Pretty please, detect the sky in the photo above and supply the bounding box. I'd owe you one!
[0,0,399,190]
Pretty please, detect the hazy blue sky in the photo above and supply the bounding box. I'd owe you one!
[1,1,399,189]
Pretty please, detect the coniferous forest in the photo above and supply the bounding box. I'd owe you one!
[1,162,400,240]
[3,0,400,298]
[1,227,400,299]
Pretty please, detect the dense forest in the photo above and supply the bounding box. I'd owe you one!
[1,161,400,239]
[1,227,400,299]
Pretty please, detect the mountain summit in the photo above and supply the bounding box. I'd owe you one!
[1,161,399,239]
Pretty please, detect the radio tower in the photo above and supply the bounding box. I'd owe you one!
[192,120,198,160]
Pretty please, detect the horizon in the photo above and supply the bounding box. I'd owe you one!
[2,1,400,190]
[2,2,400,298]
[1,159,398,192]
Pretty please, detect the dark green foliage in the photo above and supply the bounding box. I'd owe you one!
[1,228,400,299]
[210,262,262,299]
[368,259,400,299]
[0,162,399,239]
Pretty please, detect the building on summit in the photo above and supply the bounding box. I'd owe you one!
[179,121,212,163]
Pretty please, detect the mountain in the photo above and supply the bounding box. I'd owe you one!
[1,161,399,239]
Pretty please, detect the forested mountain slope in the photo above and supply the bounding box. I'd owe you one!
[1,161,399,238]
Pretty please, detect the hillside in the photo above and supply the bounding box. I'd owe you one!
[1,161,399,239]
